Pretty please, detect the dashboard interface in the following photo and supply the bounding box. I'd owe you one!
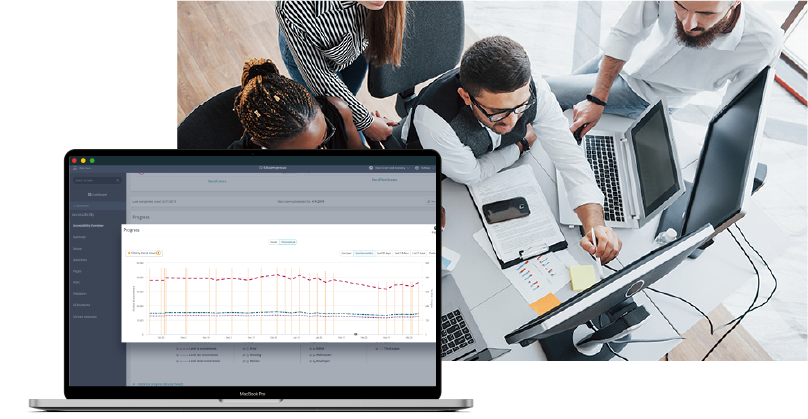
[67,155,438,387]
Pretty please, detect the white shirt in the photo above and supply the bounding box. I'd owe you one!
[601,1,783,109]
[405,76,604,211]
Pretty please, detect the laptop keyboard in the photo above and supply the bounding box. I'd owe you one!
[441,309,475,358]
[584,135,625,223]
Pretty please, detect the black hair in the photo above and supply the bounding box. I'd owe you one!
[459,36,531,97]
[233,58,319,148]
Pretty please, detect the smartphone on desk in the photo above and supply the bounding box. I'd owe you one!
[482,197,530,224]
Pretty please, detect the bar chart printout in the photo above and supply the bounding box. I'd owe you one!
[121,224,436,344]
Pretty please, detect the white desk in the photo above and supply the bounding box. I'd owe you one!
[441,113,790,361]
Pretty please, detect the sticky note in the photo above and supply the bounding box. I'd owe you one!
[569,265,597,291]
[529,293,561,315]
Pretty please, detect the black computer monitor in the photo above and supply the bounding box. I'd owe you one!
[658,66,774,253]
[503,224,713,359]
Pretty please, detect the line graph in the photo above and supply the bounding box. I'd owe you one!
[121,224,436,343]
[126,262,431,343]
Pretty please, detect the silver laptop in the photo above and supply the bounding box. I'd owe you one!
[31,149,470,411]
[557,100,685,229]
[441,274,509,361]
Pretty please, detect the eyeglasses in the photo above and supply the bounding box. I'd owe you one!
[316,116,336,149]
[468,85,536,123]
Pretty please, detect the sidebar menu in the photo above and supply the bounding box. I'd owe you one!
[68,174,127,386]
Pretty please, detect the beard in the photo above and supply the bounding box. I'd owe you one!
[491,121,515,135]
[674,10,733,49]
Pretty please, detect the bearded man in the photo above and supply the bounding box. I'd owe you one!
[547,1,783,137]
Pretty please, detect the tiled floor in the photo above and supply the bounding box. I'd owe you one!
[465,0,807,360]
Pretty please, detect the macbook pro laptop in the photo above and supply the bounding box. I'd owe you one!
[557,99,685,229]
[31,149,470,411]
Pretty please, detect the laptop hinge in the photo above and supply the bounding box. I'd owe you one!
[619,138,640,220]
[219,399,284,404]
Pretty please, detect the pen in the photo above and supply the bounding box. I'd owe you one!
[520,244,550,260]
[591,228,604,280]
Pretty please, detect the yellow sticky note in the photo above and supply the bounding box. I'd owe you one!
[570,265,597,291]
[529,293,561,315]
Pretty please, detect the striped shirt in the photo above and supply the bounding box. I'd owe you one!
[276,1,373,131]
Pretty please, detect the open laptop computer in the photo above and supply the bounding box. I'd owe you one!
[556,99,685,229]
[31,149,470,411]
[441,273,509,361]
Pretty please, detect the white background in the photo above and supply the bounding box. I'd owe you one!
[1,1,804,417]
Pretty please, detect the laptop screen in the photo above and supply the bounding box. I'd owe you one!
[66,151,439,397]
[630,101,681,217]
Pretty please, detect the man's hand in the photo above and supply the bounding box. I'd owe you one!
[441,206,446,230]
[516,123,538,153]
[579,224,621,264]
[574,203,621,264]
[363,111,398,142]
[524,123,537,147]
[569,55,626,138]
[570,99,604,138]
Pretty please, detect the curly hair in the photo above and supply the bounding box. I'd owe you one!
[233,58,319,148]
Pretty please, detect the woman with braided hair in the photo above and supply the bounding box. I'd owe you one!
[229,58,363,150]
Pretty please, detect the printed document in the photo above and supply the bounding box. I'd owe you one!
[468,165,565,264]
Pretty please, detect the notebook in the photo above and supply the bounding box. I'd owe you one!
[30,149,470,412]
[557,100,685,229]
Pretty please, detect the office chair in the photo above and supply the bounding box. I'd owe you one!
[177,86,244,149]
[366,1,465,149]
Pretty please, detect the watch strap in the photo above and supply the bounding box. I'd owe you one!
[519,137,530,154]
[586,94,607,106]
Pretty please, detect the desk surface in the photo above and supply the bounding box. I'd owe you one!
[440,113,790,361]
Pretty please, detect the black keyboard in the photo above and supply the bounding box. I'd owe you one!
[584,135,625,223]
[440,309,475,358]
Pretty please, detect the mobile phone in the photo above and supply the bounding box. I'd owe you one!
[482,197,530,224]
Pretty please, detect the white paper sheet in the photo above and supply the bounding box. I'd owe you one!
[468,165,566,263]
[441,246,461,271]
[473,228,575,305]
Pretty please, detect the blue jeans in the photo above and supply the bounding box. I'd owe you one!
[546,55,651,120]
[278,28,368,144]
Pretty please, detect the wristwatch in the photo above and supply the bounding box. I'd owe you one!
[518,137,530,154]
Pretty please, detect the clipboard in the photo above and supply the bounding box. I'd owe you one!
[469,191,567,269]
[466,165,568,270]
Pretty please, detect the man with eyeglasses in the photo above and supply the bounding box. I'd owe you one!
[405,35,621,263]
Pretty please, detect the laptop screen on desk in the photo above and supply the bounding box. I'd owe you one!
[65,151,439,398]
[630,101,681,217]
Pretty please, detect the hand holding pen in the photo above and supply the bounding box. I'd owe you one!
[591,228,605,280]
